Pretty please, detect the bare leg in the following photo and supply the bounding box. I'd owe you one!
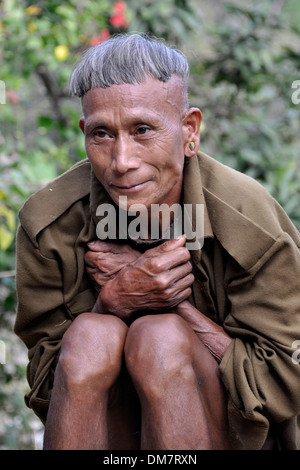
[125,313,232,450]
[44,311,231,450]
[43,313,129,450]
[106,364,141,450]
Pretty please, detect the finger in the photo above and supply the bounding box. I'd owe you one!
[151,286,192,310]
[172,272,195,291]
[147,234,187,255]
[163,276,194,305]
[85,265,98,275]
[87,240,121,253]
[84,250,100,267]
[164,262,194,287]
[85,248,123,263]
[158,269,194,294]
[85,250,139,273]
[144,246,191,273]
[173,286,193,304]
[87,240,140,256]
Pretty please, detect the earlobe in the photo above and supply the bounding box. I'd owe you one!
[79,117,85,134]
[182,107,202,157]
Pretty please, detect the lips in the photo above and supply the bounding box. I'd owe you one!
[111,180,151,192]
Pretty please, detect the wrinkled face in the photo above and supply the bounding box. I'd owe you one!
[80,76,197,211]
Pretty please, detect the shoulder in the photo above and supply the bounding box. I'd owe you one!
[194,152,300,271]
[198,151,267,201]
[19,158,92,243]
[198,151,299,240]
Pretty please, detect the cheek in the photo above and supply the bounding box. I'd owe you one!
[86,144,108,173]
[87,158,108,186]
[156,130,184,166]
[158,159,184,193]
[163,142,185,174]
[168,161,184,183]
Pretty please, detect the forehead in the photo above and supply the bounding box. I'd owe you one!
[81,75,186,120]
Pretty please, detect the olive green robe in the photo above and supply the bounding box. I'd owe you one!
[14,152,300,449]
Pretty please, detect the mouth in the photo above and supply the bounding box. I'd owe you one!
[111,180,151,192]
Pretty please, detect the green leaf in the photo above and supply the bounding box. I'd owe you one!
[0,226,14,251]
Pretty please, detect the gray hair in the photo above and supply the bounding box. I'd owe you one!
[69,33,189,101]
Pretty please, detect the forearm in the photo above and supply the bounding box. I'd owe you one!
[175,301,232,363]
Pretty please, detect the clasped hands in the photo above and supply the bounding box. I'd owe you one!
[85,236,194,321]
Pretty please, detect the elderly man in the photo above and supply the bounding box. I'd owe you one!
[15,34,300,450]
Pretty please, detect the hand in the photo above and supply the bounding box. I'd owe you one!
[85,240,141,293]
[173,299,232,363]
[98,235,194,320]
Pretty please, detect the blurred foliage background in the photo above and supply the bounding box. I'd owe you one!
[0,0,299,449]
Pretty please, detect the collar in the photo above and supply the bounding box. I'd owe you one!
[182,155,214,240]
[19,159,91,244]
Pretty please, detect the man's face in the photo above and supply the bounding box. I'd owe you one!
[80,76,195,211]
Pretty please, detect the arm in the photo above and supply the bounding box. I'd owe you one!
[14,226,73,421]
[218,232,300,448]
[90,236,194,321]
[85,240,141,293]
[85,239,232,360]
[14,226,71,351]
[175,300,232,363]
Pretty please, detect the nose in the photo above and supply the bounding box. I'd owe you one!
[111,135,140,174]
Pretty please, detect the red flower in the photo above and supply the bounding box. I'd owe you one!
[110,1,128,28]
[90,29,110,46]
[7,89,19,104]
[113,1,126,14]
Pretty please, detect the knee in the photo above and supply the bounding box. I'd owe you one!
[125,314,194,391]
[58,313,127,389]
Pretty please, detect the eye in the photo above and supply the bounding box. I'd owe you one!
[94,130,108,138]
[135,126,151,135]
[92,128,113,139]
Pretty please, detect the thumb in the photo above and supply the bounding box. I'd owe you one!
[151,234,187,253]
[87,240,114,252]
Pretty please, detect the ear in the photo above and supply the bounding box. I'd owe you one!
[182,107,202,157]
[79,116,85,134]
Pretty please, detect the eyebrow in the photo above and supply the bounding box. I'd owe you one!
[84,110,162,134]
[85,119,111,134]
